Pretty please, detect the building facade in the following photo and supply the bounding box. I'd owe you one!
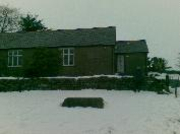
[0,26,148,76]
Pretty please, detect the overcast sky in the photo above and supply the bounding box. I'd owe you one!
[0,0,180,69]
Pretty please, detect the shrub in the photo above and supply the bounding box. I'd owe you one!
[133,68,146,92]
[62,97,104,108]
[0,76,167,93]
[147,57,170,72]
[24,48,61,77]
[145,77,167,93]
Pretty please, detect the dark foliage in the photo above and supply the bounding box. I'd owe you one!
[0,76,167,93]
[19,14,46,32]
[147,77,166,92]
[133,68,146,92]
[24,48,61,77]
[62,97,104,108]
[147,57,170,72]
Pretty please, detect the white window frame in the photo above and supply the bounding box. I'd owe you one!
[62,48,74,66]
[8,50,23,67]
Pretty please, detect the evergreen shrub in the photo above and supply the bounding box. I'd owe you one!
[62,97,104,108]
[0,76,167,93]
[24,48,61,77]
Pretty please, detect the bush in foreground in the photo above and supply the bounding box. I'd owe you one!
[62,97,104,108]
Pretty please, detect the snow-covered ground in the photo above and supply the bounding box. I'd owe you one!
[0,89,180,134]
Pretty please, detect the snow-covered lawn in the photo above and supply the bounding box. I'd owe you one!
[0,89,180,134]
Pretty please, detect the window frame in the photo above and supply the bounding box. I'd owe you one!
[8,50,23,67]
[62,48,74,66]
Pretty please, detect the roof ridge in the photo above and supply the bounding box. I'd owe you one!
[57,26,116,31]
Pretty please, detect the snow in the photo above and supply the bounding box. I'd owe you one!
[148,72,180,80]
[0,77,22,80]
[0,75,133,80]
[0,89,180,134]
[43,74,133,79]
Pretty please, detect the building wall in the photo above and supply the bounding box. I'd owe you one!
[0,50,8,76]
[124,53,147,75]
[61,46,115,76]
[115,53,147,75]
[0,45,115,76]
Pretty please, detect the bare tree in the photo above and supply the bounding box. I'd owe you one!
[0,5,21,33]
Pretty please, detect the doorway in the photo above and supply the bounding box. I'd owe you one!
[117,55,124,73]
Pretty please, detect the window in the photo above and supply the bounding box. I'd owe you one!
[62,48,74,66]
[8,50,23,67]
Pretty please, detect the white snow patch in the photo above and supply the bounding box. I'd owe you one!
[43,74,133,79]
[0,77,23,80]
[0,89,180,134]
[0,75,133,80]
[149,72,180,80]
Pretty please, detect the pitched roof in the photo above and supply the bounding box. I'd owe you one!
[115,40,149,54]
[0,26,116,49]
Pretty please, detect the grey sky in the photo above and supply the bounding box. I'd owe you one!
[1,0,180,68]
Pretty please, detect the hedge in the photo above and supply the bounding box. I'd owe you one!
[0,76,168,93]
[62,97,104,108]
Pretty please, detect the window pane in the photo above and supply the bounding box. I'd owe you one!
[18,56,22,66]
[13,57,18,66]
[18,50,22,55]
[63,55,68,65]
[8,50,23,67]
[62,48,75,66]
[70,49,74,54]
[8,57,12,66]
[8,51,12,56]
[13,51,18,55]
[63,49,68,54]
[69,55,74,65]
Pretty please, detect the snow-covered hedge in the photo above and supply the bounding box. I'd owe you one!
[0,76,168,93]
